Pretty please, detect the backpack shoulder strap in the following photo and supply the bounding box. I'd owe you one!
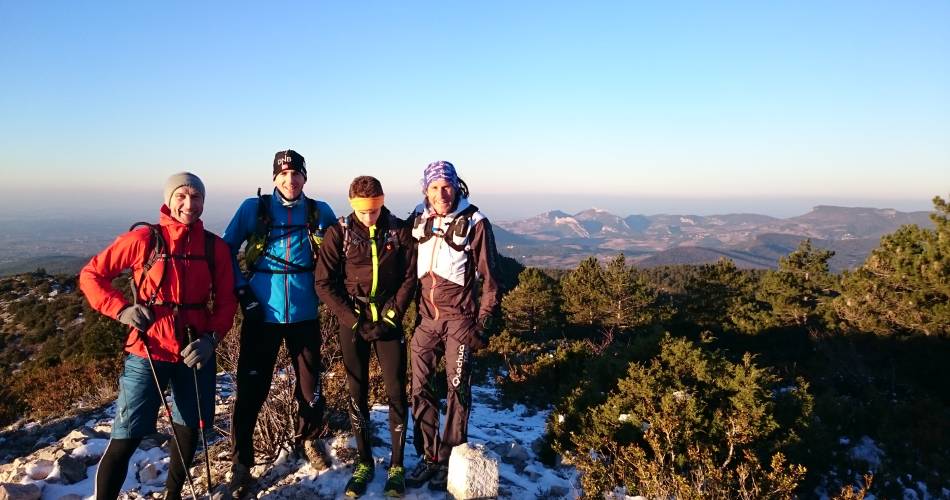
[129,222,162,272]
[307,198,322,230]
[301,198,325,259]
[127,222,167,306]
[443,204,479,251]
[254,189,272,238]
[386,213,403,246]
[203,229,217,300]
[452,204,479,238]
[339,215,352,257]
[412,211,435,244]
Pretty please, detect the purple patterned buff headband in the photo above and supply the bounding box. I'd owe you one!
[423,160,459,190]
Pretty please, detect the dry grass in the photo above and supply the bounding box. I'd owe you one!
[14,358,121,420]
[215,308,396,464]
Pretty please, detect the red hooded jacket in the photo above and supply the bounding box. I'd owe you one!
[79,206,237,362]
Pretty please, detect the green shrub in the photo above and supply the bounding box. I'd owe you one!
[553,334,810,498]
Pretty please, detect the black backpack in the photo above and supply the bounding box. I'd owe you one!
[413,204,478,252]
[243,188,326,274]
[129,222,218,309]
[338,213,403,260]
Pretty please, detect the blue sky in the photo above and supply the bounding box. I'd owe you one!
[1,1,947,219]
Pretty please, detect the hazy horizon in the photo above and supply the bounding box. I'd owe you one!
[0,186,937,233]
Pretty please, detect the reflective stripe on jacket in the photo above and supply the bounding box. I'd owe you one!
[314,207,417,329]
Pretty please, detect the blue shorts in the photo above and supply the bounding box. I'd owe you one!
[111,354,216,439]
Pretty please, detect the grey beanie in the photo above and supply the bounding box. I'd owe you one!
[163,172,206,207]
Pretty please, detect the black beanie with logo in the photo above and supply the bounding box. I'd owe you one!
[273,150,307,180]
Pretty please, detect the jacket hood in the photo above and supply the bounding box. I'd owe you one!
[160,204,204,234]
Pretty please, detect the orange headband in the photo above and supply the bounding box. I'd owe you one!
[349,196,385,211]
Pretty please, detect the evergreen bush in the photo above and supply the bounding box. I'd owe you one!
[552,335,810,498]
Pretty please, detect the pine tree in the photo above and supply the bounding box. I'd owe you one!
[602,254,659,330]
[561,256,610,327]
[758,239,836,328]
[501,267,561,334]
[680,258,766,333]
[835,195,950,336]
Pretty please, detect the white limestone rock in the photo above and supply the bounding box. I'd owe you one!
[61,427,101,450]
[53,455,87,484]
[0,482,41,500]
[34,448,66,463]
[25,459,53,480]
[139,462,160,484]
[502,442,530,470]
[447,443,499,500]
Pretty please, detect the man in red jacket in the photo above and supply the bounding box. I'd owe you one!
[79,172,237,500]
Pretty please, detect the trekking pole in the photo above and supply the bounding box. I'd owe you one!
[137,327,200,499]
[187,326,215,498]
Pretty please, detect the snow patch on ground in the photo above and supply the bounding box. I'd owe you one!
[5,372,580,499]
[849,436,884,470]
[71,438,109,459]
[246,381,580,499]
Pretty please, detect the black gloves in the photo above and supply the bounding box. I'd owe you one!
[460,316,492,352]
[352,306,401,341]
[360,322,387,341]
[117,304,155,332]
[181,336,215,369]
[464,330,490,352]
[236,285,264,323]
[359,321,400,342]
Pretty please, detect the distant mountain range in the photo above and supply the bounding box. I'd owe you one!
[494,205,934,271]
[0,205,935,276]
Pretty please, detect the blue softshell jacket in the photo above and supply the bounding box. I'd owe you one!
[223,189,337,323]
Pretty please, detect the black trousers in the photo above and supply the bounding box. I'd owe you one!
[95,423,196,500]
[410,316,477,464]
[230,319,323,467]
[338,325,408,467]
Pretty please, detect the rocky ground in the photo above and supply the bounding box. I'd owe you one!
[0,373,580,500]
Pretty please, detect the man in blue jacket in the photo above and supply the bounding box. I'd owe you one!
[222,150,337,496]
